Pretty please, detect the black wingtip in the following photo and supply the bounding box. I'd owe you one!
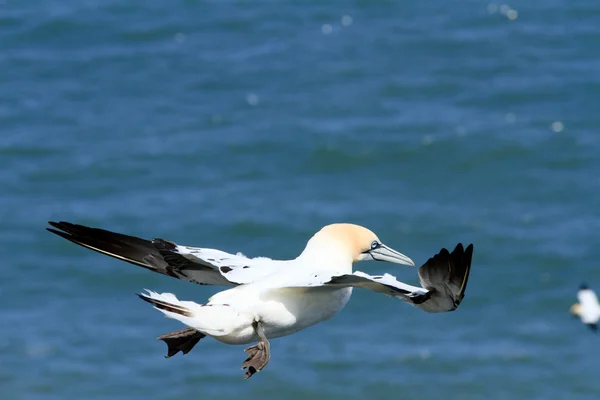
[438,248,450,258]
[449,241,474,308]
[46,221,82,239]
[464,243,474,263]
[47,221,71,232]
[449,243,474,257]
[46,220,67,235]
[46,226,79,243]
[455,242,473,253]
[137,293,153,304]
[587,323,597,332]
[46,227,66,236]
[580,283,589,291]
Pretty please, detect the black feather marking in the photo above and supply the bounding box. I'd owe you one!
[415,242,474,311]
[153,238,177,250]
[137,293,194,317]
[220,266,233,273]
[151,239,214,273]
[46,221,165,272]
[409,291,432,305]
[587,323,597,332]
[46,220,236,287]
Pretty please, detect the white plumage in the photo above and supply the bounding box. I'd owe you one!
[571,284,600,331]
[47,221,473,379]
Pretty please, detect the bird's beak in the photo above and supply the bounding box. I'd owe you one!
[368,244,415,266]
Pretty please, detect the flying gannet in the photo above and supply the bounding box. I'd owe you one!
[46,221,473,379]
[570,283,600,332]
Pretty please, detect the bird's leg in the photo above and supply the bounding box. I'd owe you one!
[157,328,205,358]
[242,321,270,379]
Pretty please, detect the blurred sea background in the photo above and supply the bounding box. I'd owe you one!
[1,1,600,399]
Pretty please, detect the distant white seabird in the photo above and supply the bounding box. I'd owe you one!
[47,221,473,379]
[570,283,600,332]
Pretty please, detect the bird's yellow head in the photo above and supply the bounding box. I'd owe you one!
[314,223,415,266]
[570,303,581,317]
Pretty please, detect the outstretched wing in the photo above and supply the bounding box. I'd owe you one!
[46,221,286,286]
[273,243,473,313]
[324,271,429,299]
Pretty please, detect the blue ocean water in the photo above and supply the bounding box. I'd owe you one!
[1,1,600,399]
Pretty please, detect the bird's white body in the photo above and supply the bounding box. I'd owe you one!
[200,286,353,345]
[576,288,600,326]
[47,219,473,378]
[147,233,358,345]
[47,219,472,349]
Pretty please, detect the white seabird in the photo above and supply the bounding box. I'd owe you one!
[570,283,600,332]
[47,221,473,379]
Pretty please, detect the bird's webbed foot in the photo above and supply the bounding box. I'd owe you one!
[242,321,270,379]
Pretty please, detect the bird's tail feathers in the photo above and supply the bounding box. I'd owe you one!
[137,290,244,337]
[138,290,196,317]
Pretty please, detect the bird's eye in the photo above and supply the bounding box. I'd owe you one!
[370,241,380,250]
